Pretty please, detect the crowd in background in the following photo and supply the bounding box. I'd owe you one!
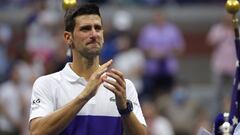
[0,0,233,135]
[0,0,226,10]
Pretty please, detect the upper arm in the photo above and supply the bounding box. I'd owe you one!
[125,79,147,127]
[29,77,55,122]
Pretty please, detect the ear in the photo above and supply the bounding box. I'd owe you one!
[63,31,73,48]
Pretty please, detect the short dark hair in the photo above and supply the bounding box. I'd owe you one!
[64,3,101,32]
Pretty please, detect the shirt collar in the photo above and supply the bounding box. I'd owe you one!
[61,63,87,85]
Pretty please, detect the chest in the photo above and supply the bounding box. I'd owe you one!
[54,81,120,116]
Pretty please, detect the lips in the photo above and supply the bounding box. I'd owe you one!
[87,41,100,46]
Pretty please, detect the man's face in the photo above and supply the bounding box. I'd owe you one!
[72,14,104,58]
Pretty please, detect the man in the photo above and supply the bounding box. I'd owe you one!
[137,12,185,97]
[206,14,236,115]
[29,3,147,135]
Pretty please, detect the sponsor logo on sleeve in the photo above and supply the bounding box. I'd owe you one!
[31,98,40,110]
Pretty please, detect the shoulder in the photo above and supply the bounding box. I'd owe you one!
[34,72,60,85]
[125,79,137,95]
[31,72,62,99]
[33,71,61,91]
[125,79,134,87]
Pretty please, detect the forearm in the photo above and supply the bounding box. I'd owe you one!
[122,113,147,135]
[30,94,89,135]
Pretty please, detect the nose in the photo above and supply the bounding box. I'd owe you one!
[90,28,98,37]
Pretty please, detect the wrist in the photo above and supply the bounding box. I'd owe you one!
[77,92,91,103]
[118,100,133,116]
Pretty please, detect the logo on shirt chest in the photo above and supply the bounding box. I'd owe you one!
[109,96,116,102]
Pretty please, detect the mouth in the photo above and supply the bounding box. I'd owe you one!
[87,41,100,47]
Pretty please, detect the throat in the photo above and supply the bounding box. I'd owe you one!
[70,61,99,81]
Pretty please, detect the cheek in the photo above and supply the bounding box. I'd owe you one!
[75,34,88,43]
[100,33,104,43]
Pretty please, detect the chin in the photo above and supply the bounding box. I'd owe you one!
[83,51,101,59]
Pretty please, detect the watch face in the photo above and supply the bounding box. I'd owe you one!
[128,100,133,111]
[118,100,133,115]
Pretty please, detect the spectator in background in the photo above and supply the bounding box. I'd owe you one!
[18,50,44,86]
[0,23,12,83]
[206,14,236,115]
[0,63,29,135]
[100,10,133,63]
[138,12,185,98]
[25,0,47,27]
[154,79,205,135]
[25,8,61,66]
[113,33,145,94]
[142,100,174,135]
[17,51,44,135]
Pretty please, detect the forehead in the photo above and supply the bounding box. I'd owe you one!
[75,15,102,26]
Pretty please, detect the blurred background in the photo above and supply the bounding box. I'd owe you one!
[0,0,234,135]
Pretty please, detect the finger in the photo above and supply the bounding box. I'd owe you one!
[103,77,123,92]
[96,60,113,78]
[99,59,113,70]
[106,72,125,89]
[110,68,124,80]
[103,83,121,96]
[96,68,108,78]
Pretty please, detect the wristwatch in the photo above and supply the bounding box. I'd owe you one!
[118,100,133,116]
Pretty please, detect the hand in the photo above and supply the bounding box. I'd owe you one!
[82,60,112,100]
[103,68,127,110]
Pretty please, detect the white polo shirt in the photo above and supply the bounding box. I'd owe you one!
[30,63,146,135]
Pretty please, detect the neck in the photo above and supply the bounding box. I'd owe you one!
[71,53,99,81]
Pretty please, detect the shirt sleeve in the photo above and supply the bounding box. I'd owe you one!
[125,79,147,126]
[29,76,55,121]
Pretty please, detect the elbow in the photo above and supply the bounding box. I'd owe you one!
[30,123,39,135]
[30,131,40,135]
[30,127,45,135]
[30,123,57,135]
[30,128,42,135]
[30,121,48,135]
[30,129,50,135]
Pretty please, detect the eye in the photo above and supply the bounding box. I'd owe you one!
[94,25,102,32]
[80,26,91,32]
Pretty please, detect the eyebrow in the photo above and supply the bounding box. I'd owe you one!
[79,24,102,30]
[79,23,102,27]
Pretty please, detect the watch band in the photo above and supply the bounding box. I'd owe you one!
[118,100,133,116]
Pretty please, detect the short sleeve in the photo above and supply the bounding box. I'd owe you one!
[125,79,146,126]
[29,77,55,121]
